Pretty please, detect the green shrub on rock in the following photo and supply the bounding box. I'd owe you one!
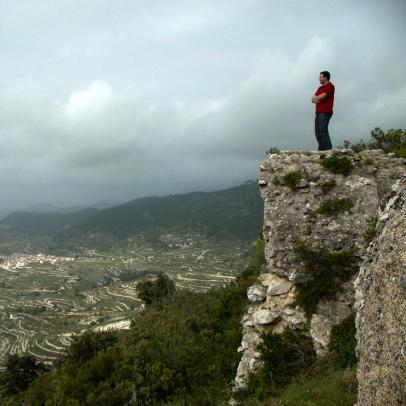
[293,242,359,317]
[281,171,303,191]
[254,232,266,268]
[321,155,354,176]
[365,214,379,242]
[240,330,316,400]
[317,197,353,217]
[329,314,357,368]
[266,147,280,154]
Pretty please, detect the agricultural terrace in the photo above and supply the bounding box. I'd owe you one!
[0,232,250,368]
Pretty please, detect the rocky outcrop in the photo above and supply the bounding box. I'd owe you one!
[232,149,405,397]
[355,176,406,406]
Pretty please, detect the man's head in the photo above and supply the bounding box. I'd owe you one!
[319,71,330,84]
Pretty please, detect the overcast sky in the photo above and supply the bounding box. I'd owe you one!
[1,0,405,211]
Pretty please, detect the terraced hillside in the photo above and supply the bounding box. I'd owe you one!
[0,232,251,369]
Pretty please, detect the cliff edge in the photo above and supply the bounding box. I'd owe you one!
[355,176,406,405]
[232,149,405,399]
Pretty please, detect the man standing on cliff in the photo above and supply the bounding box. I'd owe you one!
[312,71,335,150]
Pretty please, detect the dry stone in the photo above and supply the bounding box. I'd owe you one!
[267,280,292,296]
[355,176,406,406]
[247,284,267,302]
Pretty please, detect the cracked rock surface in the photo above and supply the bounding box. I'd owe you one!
[355,176,406,406]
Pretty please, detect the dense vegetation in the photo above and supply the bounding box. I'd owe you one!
[0,355,48,396]
[1,236,264,405]
[236,315,357,404]
[135,272,176,306]
[238,330,316,401]
[0,233,359,405]
[252,366,357,405]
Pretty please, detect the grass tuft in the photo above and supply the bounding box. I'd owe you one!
[281,171,303,191]
[365,214,379,242]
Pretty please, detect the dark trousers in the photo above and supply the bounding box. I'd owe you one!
[315,113,333,151]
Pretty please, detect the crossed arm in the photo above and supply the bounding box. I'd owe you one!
[311,93,327,104]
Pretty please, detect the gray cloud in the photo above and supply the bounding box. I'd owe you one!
[0,0,405,211]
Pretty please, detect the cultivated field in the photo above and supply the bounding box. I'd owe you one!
[0,232,251,368]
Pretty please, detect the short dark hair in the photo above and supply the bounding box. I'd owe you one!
[320,71,330,80]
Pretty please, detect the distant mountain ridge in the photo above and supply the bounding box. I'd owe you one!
[0,181,263,241]
[57,181,263,241]
[0,208,99,235]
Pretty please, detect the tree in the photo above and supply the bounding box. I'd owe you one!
[136,273,175,306]
[0,354,47,396]
[67,331,118,363]
[345,127,406,157]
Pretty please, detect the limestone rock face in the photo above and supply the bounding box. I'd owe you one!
[260,149,404,283]
[355,176,406,406]
[267,280,292,296]
[231,150,405,399]
[247,284,267,302]
[310,283,354,356]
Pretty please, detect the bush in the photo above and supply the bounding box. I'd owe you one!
[136,272,176,306]
[239,330,316,401]
[344,128,406,157]
[317,197,353,217]
[293,242,359,317]
[321,155,354,176]
[368,127,406,153]
[365,214,379,242]
[351,140,367,153]
[266,147,280,154]
[329,314,357,368]
[394,147,406,158]
[281,171,303,191]
[254,232,266,268]
[67,331,118,363]
[0,354,47,396]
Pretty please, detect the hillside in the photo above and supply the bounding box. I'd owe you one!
[0,235,359,405]
[0,208,99,236]
[55,181,263,242]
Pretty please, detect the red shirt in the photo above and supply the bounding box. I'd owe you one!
[315,82,335,113]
